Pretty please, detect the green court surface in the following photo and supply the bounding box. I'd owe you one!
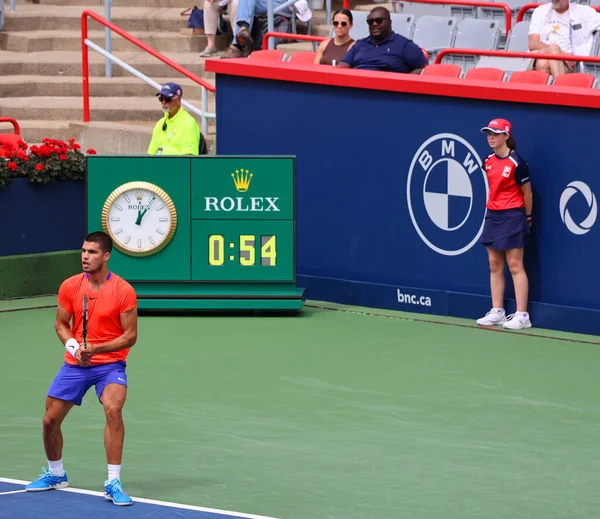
[1,297,600,518]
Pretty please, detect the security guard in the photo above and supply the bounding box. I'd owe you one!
[147,82,204,156]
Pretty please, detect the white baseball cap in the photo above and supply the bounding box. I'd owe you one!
[294,0,312,22]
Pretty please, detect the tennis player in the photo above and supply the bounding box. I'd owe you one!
[26,231,138,506]
[476,119,533,330]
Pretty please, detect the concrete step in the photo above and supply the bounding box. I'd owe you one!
[0,96,217,123]
[0,75,215,99]
[0,120,75,143]
[71,121,216,156]
[0,120,215,155]
[0,30,232,54]
[0,50,214,78]
[2,5,190,32]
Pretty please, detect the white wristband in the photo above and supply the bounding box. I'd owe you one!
[65,338,80,358]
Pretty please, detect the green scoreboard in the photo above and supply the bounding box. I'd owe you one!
[86,156,305,310]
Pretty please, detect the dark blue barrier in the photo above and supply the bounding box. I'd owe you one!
[0,178,86,256]
[207,59,600,335]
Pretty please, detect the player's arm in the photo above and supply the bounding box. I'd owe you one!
[88,307,138,355]
[521,182,533,224]
[55,302,90,366]
[515,162,533,224]
[54,303,74,345]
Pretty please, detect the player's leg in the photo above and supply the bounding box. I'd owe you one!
[102,383,127,468]
[43,397,74,467]
[27,364,91,492]
[95,362,133,506]
[477,248,506,325]
[503,247,532,329]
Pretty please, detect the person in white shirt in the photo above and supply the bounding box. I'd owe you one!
[528,0,600,78]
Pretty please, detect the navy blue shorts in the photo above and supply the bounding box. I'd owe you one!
[480,208,529,251]
[47,361,127,406]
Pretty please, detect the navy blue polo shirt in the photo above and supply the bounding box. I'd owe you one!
[341,31,428,73]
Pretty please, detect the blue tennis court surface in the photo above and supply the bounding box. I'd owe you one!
[0,479,279,519]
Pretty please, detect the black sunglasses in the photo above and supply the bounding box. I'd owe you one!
[367,17,389,25]
[158,95,175,103]
[332,20,348,27]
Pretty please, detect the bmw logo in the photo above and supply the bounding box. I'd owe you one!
[407,133,489,256]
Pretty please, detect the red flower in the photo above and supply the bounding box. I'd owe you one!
[86,149,97,155]
[35,163,44,171]
[6,161,18,172]
[71,143,81,150]
[59,154,67,161]
[16,150,26,160]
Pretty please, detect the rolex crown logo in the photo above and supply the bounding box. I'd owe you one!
[231,169,253,192]
[135,190,144,202]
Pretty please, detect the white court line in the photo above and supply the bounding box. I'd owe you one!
[0,478,281,519]
[0,490,27,496]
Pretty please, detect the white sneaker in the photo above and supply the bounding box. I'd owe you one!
[502,312,532,330]
[476,308,506,326]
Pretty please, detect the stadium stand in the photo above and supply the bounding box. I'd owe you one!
[2,0,600,155]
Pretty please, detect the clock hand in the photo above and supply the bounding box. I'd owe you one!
[136,195,156,225]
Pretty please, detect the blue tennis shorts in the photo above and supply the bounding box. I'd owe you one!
[47,361,127,406]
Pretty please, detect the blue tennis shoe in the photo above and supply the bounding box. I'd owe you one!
[104,478,133,506]
[26,468,68,491]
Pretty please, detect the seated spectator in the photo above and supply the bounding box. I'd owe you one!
[147,83,201,156]
[338,7,427,74]
[314,9,356,66]
[528,0,600,78]
[200,0,239,57]
[226,0,311,57]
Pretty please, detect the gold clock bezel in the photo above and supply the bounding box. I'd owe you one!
[101,181,178,258]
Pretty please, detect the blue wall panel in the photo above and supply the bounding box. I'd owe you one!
[216,74,600,335]
[0,179,86,256]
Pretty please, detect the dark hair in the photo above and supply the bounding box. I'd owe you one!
[332,8,353,22]
[85,231,113,254]
[506,135,516,150]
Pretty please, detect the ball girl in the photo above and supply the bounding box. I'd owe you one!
[477,119,533,330]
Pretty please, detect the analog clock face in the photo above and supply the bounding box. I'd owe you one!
[101,181,177,257]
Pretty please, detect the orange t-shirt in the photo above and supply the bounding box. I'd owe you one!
[58,272,137,366]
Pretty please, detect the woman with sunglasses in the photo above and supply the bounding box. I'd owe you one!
[477,118,533,330]
[314,9,355,66]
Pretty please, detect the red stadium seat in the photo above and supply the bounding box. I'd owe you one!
[248,50,285,61]
[464,67,505,82]
[421,64,462,78]
[288,52,317,64]
[508,70,551,85]
[553,73,596,88]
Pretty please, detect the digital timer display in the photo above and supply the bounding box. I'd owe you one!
[208,235,277,266]
[190,220,294,282]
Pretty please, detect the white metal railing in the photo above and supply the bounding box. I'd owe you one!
[84,39,214,135]
[104,0,113,78]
